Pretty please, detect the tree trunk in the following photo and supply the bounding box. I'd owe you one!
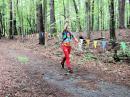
[0,16,2,39]
[0,12,2,39]
[128,0,130,28]
[63,0,66,20]
[73,0,82,32]
[16,0,21,35]
[1,0,4,37]
[13,19,17,35]
[27,17,33,33]
[85,0,91,38]
[50,0,57,34]
[0,26,1,39]
[13,2,17,35]
[91,0,94,31]
[97,0,100,31]
[37,3,45,45]
[119,0,126,29]
[100,0,103,37]
[43,0,47,32]
[109,0,116,41]
[9,0,13,39]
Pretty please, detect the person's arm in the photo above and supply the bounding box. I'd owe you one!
[73,36,78,43]
[71,34,78,44]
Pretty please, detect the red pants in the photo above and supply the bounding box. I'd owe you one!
[62,45,72,68]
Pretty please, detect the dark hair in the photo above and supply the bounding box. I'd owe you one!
[62,29,67,38]
[63,29,69,33]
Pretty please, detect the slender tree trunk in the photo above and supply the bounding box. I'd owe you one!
[27,17,32,33]
[119,0,126,29]
[73,0,82,32]
[16,0,21,35]
[63,0,66,20]
[97,0,100,31]
[109,0,116,41]
[43,0,47,45]
[37,3,45,45]
[100,0,103,37]
[0,26,1,39]
[128,0,130,28]
[91,0,94,31]
[13,1,17,35]
[0,12,2,38]
[85,0,91,38]
[50,0,57,34]
[13,19,17,35]
[43,0,47,32]
[0,13,2,39]
[1,0,5,36]
[16,0,22,36]
[9,0,13,39]
[64,0,71,29]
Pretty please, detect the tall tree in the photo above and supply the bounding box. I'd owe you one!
[0,13,2,39]
[85,0,91,38]
[73,0,82,32]
[109,0,116,41]
[0,11,2,39]
[63,0,66,20]
[128,0,130,27]
[43,0,47,32]
[119,0,126,29]
[1,0,5,36]
[97,0,100,30]
[37,2,45,45]
[13,1,17,35]
[100,0,104,37]
[16,0,21,35]
[50,0,57,34]
[91,0,94,31]
[9,0,13,39]
[0,25,1,39]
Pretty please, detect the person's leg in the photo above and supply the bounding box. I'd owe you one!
[63,47,71,68]
[68,46,71,54]
[61,57,66,68]
[62,46,73,73]
[67,46,73,73]
[68,46,71,67]
[61,45,66,68]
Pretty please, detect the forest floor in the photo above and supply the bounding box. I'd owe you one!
[0,29,130,97]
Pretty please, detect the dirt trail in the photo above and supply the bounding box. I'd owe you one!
[0,39,74,97]
[0,39,130,97]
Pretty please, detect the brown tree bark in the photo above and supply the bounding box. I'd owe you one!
[63,0,66,20]
[50,0,57,34]
[109,0,116,41]
[43,0,47,32]
[9,0,13,39]
[16,0,21,35]
[0,22,1,39]
[13,2,17,35]
[91,0,94,31]
[0,12,2,39]
[128,0,130,28]
[37,3,45,45]
[73,0,82,32]
[119,0,126,29]
[85,0,91,38]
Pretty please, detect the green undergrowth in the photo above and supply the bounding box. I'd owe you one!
[17,55,29,64]
[83,52,97,61]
